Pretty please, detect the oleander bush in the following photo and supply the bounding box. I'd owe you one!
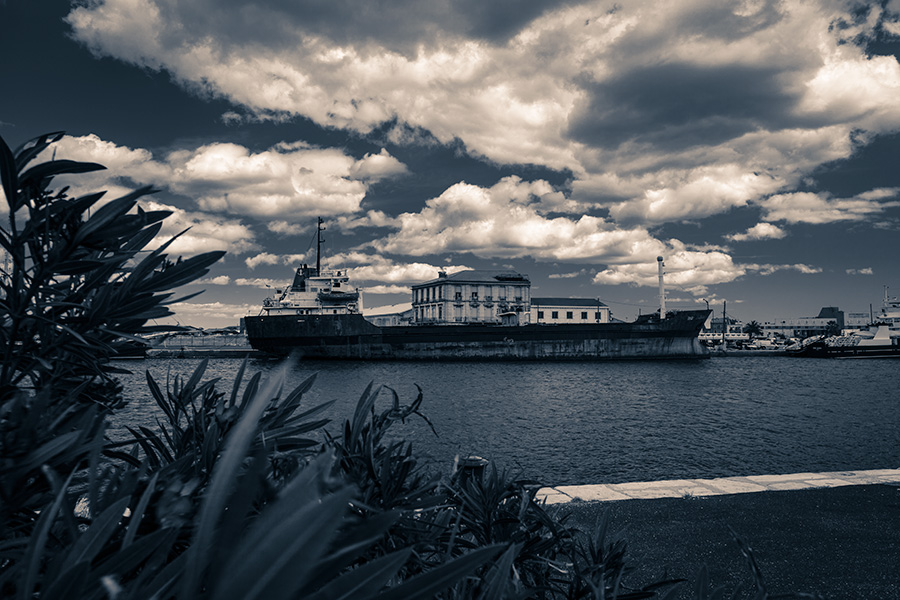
[2,131,811,599]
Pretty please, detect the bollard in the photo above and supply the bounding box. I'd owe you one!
[455,455,489,487]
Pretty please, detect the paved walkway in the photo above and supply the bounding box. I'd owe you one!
[536,468,900,504]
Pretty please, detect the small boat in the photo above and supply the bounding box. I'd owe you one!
[786,287,900,358]
[786,325,900,358]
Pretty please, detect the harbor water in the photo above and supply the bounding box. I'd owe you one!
[111,356,900,486]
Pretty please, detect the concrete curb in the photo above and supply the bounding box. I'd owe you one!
[536,468,900,504]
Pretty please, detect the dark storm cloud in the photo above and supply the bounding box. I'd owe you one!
[168,0,579,54]
[567,62,801,151]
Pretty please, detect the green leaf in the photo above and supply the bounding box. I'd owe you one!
[0,133,18,211]
[18,431,81,474]
[308,510,403,586]
[181,366,290,598]
[18,159,106,189]
[91,527,179,589]
[374,544,506,600]
[20,468,76,600]
[476,544,518,600]
[64,497,130,568]
[13,131,65,171]
[73,189,151,246]
[215,486,354,600]
[143,250,226,292]
[306,549,413,600]
[40,561,89,600]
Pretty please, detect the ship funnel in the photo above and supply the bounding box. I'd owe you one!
[657,256,666,320]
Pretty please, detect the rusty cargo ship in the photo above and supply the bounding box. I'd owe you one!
[243,231,710,360]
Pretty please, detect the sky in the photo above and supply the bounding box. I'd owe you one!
[2,0,900,328]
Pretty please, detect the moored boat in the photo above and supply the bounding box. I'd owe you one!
[786,287,900,358]
[785,325,900,358]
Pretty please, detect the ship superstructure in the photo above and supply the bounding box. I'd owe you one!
[877,286,900,327]
[258,217,361,317]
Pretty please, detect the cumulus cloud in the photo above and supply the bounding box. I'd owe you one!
[266,221,307,235]
[234,277,282,287]
[744,263,823,276]
[66,0,900,227]
[245,252,311,269]
[593,246,744,295]
[141,200,258,256]
[327,251,469,285]
[371,176,668,262]
[194,275,232,285]
[726,222,787,242]
[846,267,874,275]
[363,177,762,292]
[757,188,900,224]
[362,285,412,295]
[39,134,408,220]
[164,301,257,325]
[349,149,409,181]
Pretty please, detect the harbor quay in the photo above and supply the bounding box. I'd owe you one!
[536,467,900,503]
[539,470,900,598]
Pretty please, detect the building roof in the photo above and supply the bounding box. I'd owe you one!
[532,297,608,307]
[412,269,530,287]
[364,302,412,316]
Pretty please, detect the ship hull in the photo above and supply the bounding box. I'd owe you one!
[244,310,711,360]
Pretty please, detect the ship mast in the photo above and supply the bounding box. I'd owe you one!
[316,217,325,275]
[657,256,666,320]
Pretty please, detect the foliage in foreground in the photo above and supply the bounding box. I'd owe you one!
[1,132,824,599]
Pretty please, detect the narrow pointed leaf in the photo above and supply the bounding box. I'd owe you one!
[123,472,160,548]
[0,134,17,210]
[20,468,76,600]
[307,549,413,600]
[65,497,130,568]
[181,366,288,598]
[374,544,505,600]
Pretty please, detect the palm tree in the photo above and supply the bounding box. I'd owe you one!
[743,320,763,340]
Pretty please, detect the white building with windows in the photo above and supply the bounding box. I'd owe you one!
[410,270,531,324]
[531,298,610,324]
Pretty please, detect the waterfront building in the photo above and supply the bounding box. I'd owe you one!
[364,303,414,327]
[531,298,610,324]
[411,270,531,324]
[762,307,844,339]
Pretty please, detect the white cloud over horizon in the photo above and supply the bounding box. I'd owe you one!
[40,134,408,220]
[7,0,898,312]
[758,188,900,224]
[65,0,900,229]
[726,222,788,242]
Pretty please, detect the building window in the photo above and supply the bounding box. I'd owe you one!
[581,311,588,320]
[566,311,573,319]
[595,312,601,320]
[551,311,558,319]
[537,311,544,319]
[471,291,478,299]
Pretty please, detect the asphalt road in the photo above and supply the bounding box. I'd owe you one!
[560,484,900,599]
